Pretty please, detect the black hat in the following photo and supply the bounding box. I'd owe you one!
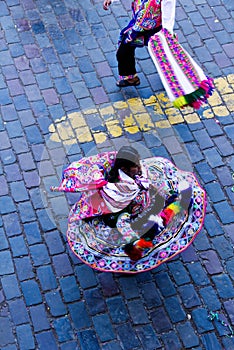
[116,146,140,165]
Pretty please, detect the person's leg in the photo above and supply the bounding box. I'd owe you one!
[116,42,140,86]
[115,26,162,87]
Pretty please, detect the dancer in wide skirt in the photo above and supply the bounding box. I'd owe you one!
[51,146,206,273]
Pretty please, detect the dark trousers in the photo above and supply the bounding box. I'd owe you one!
[116,26,162,78]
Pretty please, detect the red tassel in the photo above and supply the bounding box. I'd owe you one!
[136,238,153,249]
[126,246,143,261]
[160,208,175,226]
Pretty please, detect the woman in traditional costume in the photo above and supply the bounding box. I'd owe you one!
[51,146,206,273]
[103,0,214,109]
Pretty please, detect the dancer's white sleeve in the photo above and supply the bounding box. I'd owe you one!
[161,0,176,33]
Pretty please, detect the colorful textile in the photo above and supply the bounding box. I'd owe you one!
[148,28,214,109]
[132,0,162,31]
[66,156,206,273]
[118,0,162,47]
[51,151,150,223]
[50,151,116,193]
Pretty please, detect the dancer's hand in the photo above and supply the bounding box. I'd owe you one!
[124,29,138,44]
[103,0,112,10]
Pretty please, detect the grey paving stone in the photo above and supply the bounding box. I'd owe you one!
[178,284,201,308]
[203,148,223,168]
[224,124,234,143]
[37,265,57,291]
[59,276,81,302]
[52,253,73,277]
[11,138,29,155]
[185,142,204,163]
[84,288,106,315]
[212,274,234,298]
[8,78,24,96]
[92,314,115,342]
[21,280,42,306]
[205,59,223,76]
[45,290,67,316]
[168,261,190,285]
[13,94,30,110]
[36,208,57,231]
[74,264,98,289]
[213,201,234,224]
[29,244,50,266]
[118,276,140,299]
[0,227,9,251]
[0,251,14,275]
[8,298,30,325]
[14,256,35,281]
[44,230,65,255]
[106,296,129,324]
[202,332,223,350]
[0,318,15,348]
[179,19,195,35]
[161,330,182,350]
[154,272,177,296]
[2,212,21,236]
[136,324,161,349]
[181,245,199,262]
[98,272,120,297]
[193,129,214,149]
[214,136,234,156]
[77,329,100,350]
[192,308,215,333]
[36,113,52,134]
[9,235,28,257]
[35,331,57,350]
[150,307,172,332]
[116,323,140,350]
[53,317,74,342]
[68,301,92,329]
[164,295,186,322]
[141,282,162,307]
[193,229,211,250]
[23,221,42,244]
[25,125,44,144]
[10,181,29,202]
[187,261,210,286]
[215,52,232,68]
[205,182,226,203]
[200,250,223,274]
[212,235,234,260]
[177,322,200,348]
[128,299,150,324]
[223,299,234,324]
[204,213,224,236]
[199,285,221,310]
[29,304,50,332]
[1,275,21,300]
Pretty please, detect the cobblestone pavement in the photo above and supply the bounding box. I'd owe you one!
[0,0,234,349]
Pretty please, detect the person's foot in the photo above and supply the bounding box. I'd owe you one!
[116,76,140,87]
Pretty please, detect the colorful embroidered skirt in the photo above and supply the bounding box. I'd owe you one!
[67,157,206,274]
[148,28,214,109]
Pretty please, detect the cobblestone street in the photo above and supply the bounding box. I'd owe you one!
[0,0,233,349]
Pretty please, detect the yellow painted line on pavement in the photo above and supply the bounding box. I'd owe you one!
[48,74,234,145]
